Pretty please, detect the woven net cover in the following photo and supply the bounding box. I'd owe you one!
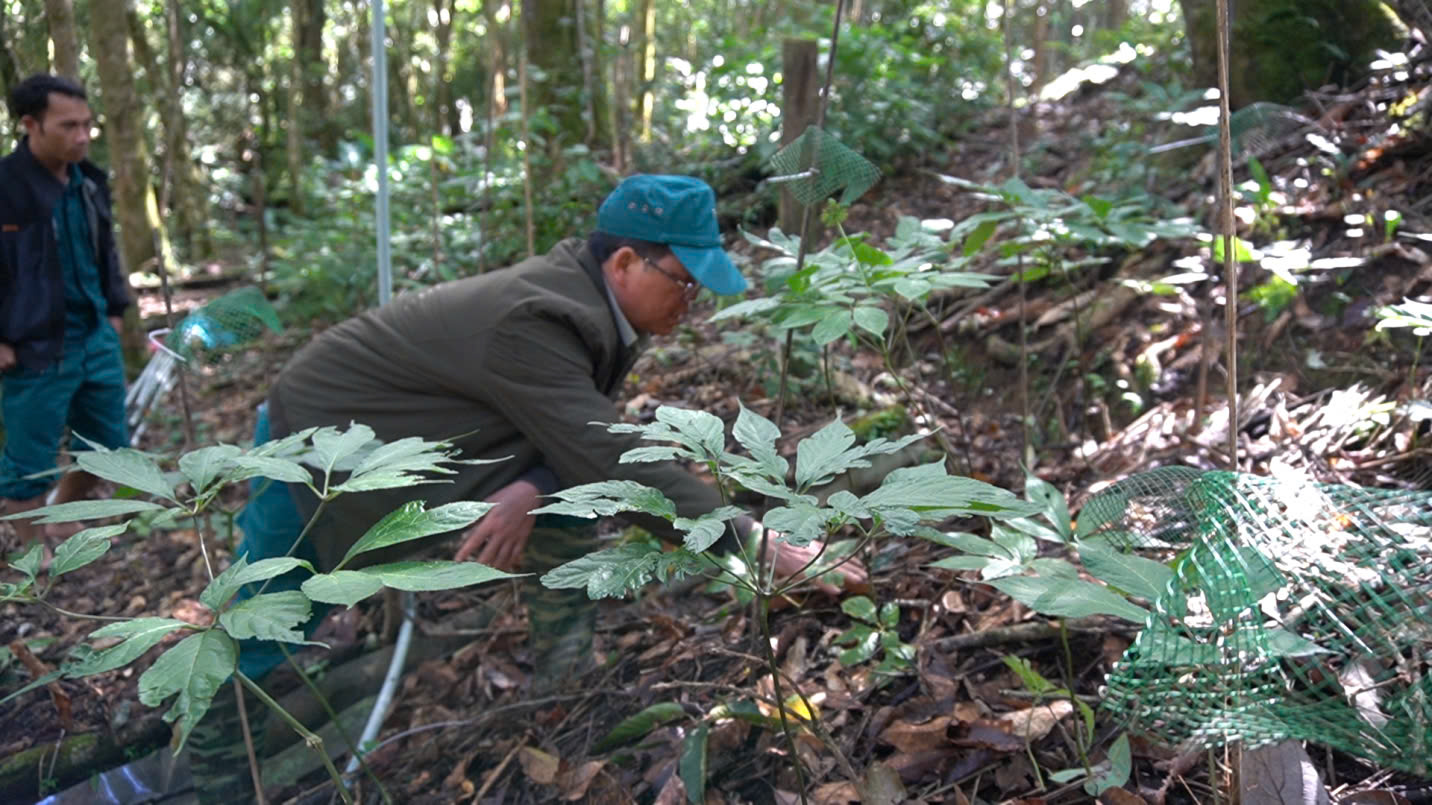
[1081,467,1432,775]
[164,286,282,366]
[768,125,881,207]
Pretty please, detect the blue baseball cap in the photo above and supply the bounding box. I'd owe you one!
[596,174,747,295]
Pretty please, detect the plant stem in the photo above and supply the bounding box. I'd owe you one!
[237,671,354,805]
[757,593,809,805]
[231,678,267,804]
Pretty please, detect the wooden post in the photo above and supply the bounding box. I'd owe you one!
[779,38,819,240]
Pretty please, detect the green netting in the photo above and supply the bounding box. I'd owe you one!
[1082,467,1432,775]
[767,125,881,207]
[164,286,282,366]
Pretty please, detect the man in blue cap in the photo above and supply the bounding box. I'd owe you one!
[188,174,864,801]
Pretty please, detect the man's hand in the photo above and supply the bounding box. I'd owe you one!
[454,479,540,571]
[762,527,869,595]
[0,343,14,372]
[108,315,124,335]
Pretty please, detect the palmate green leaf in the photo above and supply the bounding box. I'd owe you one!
[64,618,193,678]
[201,556,314,612]
[1023,472,1071,540]
[724,470,812,504]
[963,218,1000,256]
[763,503,834,547]
[990,522,1038,564]
[654,406,726,459]
[928,555,996,572]
[862,464,1038,519]
[675,506,745,554]
[852,306,889,338]
[331,469,454,494]
[1076,538,1174,603]
[51,523,128,578]
[76,448,176,501]
[795,418,857,489]
[532,481,677,521]
[812,309,852,346]
[620,446,692,464]
[733,402,786,480]
[138,630,237,749]
[838,628,880,666]
[985,575,1148,624]
[10,543,43,581]
[339,500,493,567]
[248,426,319,458]
[6,498,167,524]
[777,304,836,330]
[826,490,870,520]
[311,424,377,473]
[301,570,385,608]
[179,445,242,495]
[680,723,710,805]
[842,595,877,623]
[707,296,781,323]
[540,543,674,599]
[219,591,313,643]
[593,701,687,752]
[919,530,1008,558]
[362,560,520,592]
[225,455,314,486]
[348,435,454,476]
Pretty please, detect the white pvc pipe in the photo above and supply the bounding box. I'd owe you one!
[372,0,392,305]
[346,593,415,778]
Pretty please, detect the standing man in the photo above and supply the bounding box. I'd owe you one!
[189,175,863,801]
[0,74,130,549]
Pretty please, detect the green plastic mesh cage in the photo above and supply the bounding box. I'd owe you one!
[1081,467,1432,775]
[162,286,282,367]
[767,124,881,208]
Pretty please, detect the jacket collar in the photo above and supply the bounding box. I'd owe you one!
[14,135,101,190]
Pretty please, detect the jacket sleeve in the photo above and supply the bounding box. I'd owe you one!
[477,311,736,547]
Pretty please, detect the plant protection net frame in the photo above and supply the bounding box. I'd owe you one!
[160,285,283,367]
[1082,466,1432,776]
[767,124,881,208]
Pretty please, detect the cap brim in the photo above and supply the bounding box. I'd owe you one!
[671,244,747,295]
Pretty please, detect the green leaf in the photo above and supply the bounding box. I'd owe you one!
[50,524,127,578]
[179,445,242,495]
[202,556,314,612]
[1263,628,1331,658]
[1083,195,1114,220]
[532,481,677,521]
[219,591,313,643]
[811,308,852,346]
[762,503,833,547]
[986,576,1148,624]
[1002,655,1056,694]
[0,669,64,707]
[311,424,377,473]
[226,455,314,486]
[5,499,166,524]
[733,402,786,480]
[1076,538,1174,603]
[838,629,880,666]
[862,465,1039,519]
[654,406,727,459]
[11,543,43,580]
[301,570,386,607]
[137,630,238,749]
[795,418,857,489]
[1211,234,1256,263]
[707,296,781,323]
[928,555,995,572]
[852,306,889,338]
[1085,733,1132,796]
[340,501,493,567]
[921,530,1007,558]
[679,723,709,804]
[675,506,745,554]
[540,543,672,599]
[593,702,687,752]
[1048,768,1086,784]
[76,449,176,501]
[963,218,999,256]
[619,446,690,464]
[990,522,1038,563]
[1024,473,1071,540]
[66,618,193,677]
[842,596,878,624]
[361,560,519,592]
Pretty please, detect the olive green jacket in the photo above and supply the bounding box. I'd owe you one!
[269,238,728,570]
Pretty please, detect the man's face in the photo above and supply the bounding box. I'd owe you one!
[23,93,92,166]
[610,247,700,336]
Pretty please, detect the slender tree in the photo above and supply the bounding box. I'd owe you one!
[44,0,81,78]
[523,0,585,152]
[164,0,211,255]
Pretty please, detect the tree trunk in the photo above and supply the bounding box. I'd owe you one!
[1178,0,1397,107]
[295,0,331,151]
[480,0,509,119]
[779,38,819,240]
[356,2,373,126]
[288,0,306,216]
[1102,0,1128,31]
[165,0,211,256]
[0,9,22,100]
[88,0,165,282]
[636,0,654,142]
[44,0,81,79]
[433,0,456,136]
[522,0,585,152]
[1030,2,1051,95]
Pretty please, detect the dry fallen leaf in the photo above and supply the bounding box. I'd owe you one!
[949,719,1025,753]
[877,715,953,753]
[559,760,605,801]
[858,762,908,805]
[810,781,860,805]
[518,746,560,785]
[1100,788,1150,804]
[997,700,1074,741]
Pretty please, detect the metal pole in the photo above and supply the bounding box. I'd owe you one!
[372,0,392,305]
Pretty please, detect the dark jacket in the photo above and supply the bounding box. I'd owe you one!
[0,137,130,370]
[270,238,731,571]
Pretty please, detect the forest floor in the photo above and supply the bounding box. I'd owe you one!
[7,55,1432,805]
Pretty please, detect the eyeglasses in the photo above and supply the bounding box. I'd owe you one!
[643,256,701,300]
